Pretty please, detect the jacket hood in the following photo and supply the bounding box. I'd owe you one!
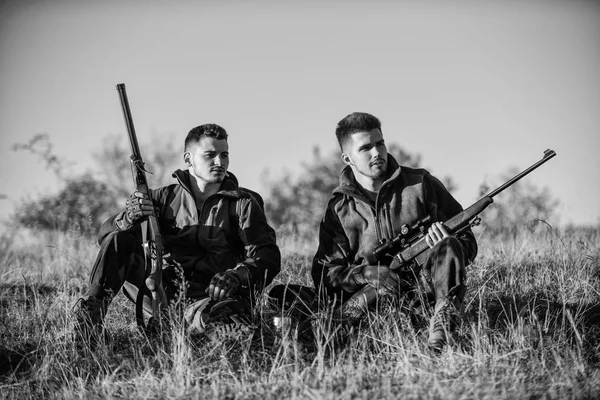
[333,155,402,198]
[171,169,244,198]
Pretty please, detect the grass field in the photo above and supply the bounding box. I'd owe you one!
[1,224,599,399]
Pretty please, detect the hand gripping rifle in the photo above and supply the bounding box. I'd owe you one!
[373,149,557,270]
[116,83,167,333]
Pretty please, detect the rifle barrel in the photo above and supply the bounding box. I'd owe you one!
[486,149,556,199]
[116,83,143,159]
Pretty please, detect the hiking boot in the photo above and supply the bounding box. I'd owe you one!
[205,299,255,341]
[205,316,255,342]
[428,297,460,352]
[73,296,108,349]
[185,297,255,342]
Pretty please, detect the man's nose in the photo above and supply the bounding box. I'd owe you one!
[214,155,222,166]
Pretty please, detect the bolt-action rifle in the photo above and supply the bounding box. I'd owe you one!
[373,149,557,270]
[340,149,557,321]
[116,83,167,332]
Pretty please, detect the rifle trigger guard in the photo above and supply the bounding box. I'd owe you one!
[471,216,481,227]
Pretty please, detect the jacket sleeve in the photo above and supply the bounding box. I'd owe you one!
[235,196,281,289]
[423,174,478,264]
[98,211,139,244]
[311,198,363,300]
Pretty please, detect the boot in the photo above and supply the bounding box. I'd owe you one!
[428,297,460,352]
[73,296,109,349]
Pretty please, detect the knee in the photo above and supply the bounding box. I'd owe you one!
[427,237,466,278]
[442,235,460,248]
[115,230,138,243]
[432,236,463,258]
[447,236,463,252]
[100,230,140,254]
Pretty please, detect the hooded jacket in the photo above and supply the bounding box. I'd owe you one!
[98,169,280,291]
[312,155,477,301]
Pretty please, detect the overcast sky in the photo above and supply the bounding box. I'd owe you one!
[1,0,599,228]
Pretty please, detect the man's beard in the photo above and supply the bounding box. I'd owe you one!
[207,168,227,183]
[370,160,387,179]
[207,175,225,183]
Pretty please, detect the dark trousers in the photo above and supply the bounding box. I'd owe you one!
[412,235,466,306]
[85,230,253,321]
[269,236,466,326]
[85,230,159,315]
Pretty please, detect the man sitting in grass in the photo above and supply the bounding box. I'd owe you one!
[309,112,478,351]
[74,123,280,347]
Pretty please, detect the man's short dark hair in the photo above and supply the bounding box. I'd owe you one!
[184,124,228,151]
[335,112,382,149]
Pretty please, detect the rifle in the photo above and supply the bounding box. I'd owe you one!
[116,83,167,332]
[373,149,557,270]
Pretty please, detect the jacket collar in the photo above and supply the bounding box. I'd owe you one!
[333,155,402,198]
[172,169,244,198]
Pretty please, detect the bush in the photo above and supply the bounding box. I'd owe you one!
[10,132,181,237]
[12,173,118,236]
[477,167,559,235]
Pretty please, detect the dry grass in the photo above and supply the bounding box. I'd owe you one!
[1,224,600,399]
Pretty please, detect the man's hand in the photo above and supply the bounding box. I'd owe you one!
[425,221,449,248]
[124,191,155,226]
[206,269,241,301]
[354,265,401,294]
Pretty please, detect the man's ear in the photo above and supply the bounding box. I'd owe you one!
[183,152,191,166]
[341,153,353,166]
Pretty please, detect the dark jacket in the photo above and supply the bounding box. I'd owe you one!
[99,169,281,290]
[312,155,477,301]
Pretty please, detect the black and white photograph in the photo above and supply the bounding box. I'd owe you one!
[1,0,599,398]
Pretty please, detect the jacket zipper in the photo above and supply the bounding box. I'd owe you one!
[384,203,395,239]
[208,206,217,238]
[374,208,383,244]
[382,203,389,239]
[375,185,394,244]
[196,194,217,243]
[374,194,383,245]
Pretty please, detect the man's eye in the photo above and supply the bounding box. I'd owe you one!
[221,153,229,159]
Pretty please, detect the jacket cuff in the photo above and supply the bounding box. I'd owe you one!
[351,266,369,287]
[234,263,253,289]
[115,211,133,231]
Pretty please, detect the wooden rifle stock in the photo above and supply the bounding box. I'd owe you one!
[374,149,557,270]
[116,83,167,332]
